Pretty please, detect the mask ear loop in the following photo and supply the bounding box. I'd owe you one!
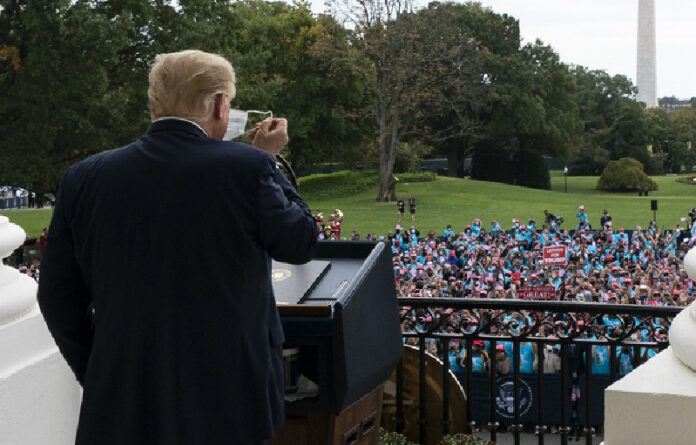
[246,110,273,118]
[244,110,273,134]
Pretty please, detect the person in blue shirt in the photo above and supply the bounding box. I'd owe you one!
[616,346,634,376]
[591,336,610,375]
[448,341,465,373]
[491,220,502,238]
[576,205,589,230]
[520,225,533,244]
[614,228,629,244]
[471,219,482,237]
[408,226,419,244]
[640,346,658,364]
[463,340,490,372]
[587,243,597,256]
[527,218,536,232]
[393,225,404,245]
[443,224,455,239]
[518,342,535,373]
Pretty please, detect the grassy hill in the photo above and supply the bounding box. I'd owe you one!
[2,171,695,238]
[304,171,696,237]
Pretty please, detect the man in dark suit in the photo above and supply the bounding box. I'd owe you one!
[37,50,317,445]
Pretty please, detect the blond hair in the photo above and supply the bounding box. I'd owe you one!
[148,50,236,121]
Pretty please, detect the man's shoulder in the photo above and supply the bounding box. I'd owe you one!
[214,140,275,167]
[64,145,134,181]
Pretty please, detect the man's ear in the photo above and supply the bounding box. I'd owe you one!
[214,94,226,120]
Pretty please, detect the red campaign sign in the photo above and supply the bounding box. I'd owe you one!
[543,245,567,266]
[518,286,557,301]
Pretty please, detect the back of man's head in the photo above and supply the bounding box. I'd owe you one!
[148,50,236,122]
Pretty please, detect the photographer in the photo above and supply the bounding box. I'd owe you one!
[600,209,612,229]
[543,209,563,231]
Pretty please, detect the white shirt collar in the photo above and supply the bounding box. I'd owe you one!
[154,117,208,137]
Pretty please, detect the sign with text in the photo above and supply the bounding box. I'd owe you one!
[543,245,567,266]
[518,286,557,301]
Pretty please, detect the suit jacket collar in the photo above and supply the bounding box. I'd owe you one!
[145,118,208,139]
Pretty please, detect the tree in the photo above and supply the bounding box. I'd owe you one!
[603,101,653,172]
[572,66,637,133]
[473,39,582,189]
[177,1,372,173]
[327,0,414,201]
[0,0,372,189]
[399,4,488,167]
[330,0,488,200]
[670,108,696,173]
[645,107,682,173]
[0,0,138,193]
[570,66,638,174]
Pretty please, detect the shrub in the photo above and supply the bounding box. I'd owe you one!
[377,429,494,445]
[378,428,417,445]
[396,172,437,183]
[596,157,657,191]
[440,433,495,445]
[298,170,378,199]
[297,170,436,201]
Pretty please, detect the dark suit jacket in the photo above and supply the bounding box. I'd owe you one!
[38,119,317,444]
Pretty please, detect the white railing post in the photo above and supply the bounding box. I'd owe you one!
[0,215,37,325]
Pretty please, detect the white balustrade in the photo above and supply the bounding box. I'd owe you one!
[669,247,696,371]
[0,215,37,325]
[603,245,696,445]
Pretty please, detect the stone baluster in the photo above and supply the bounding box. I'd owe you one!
[0,216,37,325]
[669,247,696,370]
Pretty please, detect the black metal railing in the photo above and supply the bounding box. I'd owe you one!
[394,298,683,445]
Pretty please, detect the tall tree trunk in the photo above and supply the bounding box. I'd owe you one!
[377,112,399,201]
[376,71,399,202]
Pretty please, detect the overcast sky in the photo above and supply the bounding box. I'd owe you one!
[309,0,696,99]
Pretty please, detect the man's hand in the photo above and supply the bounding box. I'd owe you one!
[247,117,288,156]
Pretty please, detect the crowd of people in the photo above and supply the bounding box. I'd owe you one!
[382,205,693,436]
[389,207,694,306]
[387,204,695,387]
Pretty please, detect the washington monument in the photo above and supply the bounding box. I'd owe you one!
[637,0,657,107]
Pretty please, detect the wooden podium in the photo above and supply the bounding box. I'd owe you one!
[269,241,402,445]
[270,386,383,445]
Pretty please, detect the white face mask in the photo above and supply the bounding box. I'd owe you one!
[223,109,273,141]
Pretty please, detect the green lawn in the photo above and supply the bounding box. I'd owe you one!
[2,172,695,239]
[0,209,52,239]
[306,172,696,237]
